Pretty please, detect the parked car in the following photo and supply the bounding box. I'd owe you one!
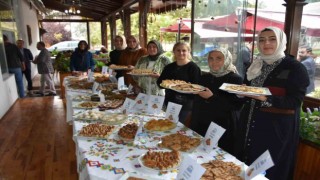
[47,41,79,52]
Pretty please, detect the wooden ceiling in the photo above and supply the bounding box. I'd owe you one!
[41,0,188,21]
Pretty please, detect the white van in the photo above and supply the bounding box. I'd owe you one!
[47,41,79,52]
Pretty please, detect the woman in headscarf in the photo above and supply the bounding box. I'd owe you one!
[133,40,171,95]
[190,48,243,155]
[235,27,309,180]
[70,40,95,74]
[108,35,126,79]
[118,35,147,85]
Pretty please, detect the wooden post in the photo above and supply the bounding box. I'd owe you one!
[283,0,307,57]
[109,15,116,50]
[101,17,107,49]
[120,8,131,38]
[138,0,150,48]
[86,21,91,49]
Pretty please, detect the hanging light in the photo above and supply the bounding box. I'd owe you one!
[65,0,81,15]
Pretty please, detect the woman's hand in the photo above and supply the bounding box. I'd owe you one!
[149,72,160,78]
[128,65,135,69]
[240,94,267,101]
[198,88,213,99]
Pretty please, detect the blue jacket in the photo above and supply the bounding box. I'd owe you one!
[22,48,33,69]
[301,56,316,94]
[70,48,95,72]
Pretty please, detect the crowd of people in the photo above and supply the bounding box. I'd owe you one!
[2,26,315,179]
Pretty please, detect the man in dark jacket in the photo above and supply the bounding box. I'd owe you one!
[3,35,25,98]
[16,39,33,93]
[298,45,316,94]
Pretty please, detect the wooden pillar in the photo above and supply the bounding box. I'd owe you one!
[138,0,150,48]
[101,17,108,49]
[109,15,116,50]
[120,9,131,38]
[283,0,307,57]
[86,21,91,49]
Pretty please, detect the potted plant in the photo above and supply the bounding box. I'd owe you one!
[300,108,320,145]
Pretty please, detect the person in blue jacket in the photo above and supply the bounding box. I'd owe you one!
[70,40,95,74]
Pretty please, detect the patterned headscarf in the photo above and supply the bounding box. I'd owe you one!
[147,40,164,61]
[209,48,238,77]
[247,26,286,81]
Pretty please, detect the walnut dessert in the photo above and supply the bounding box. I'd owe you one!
[142,150,181,170]
[225,85,265,94]
[158,133,201,152]
[144,119,176,131]
[130,69,154,75]
[118,123,138,140]
[78,123,115,138]
[94,75,109,83]
[76,101,100,109]
[160,79,187,88]
[98,99,125,110]
[109,64,131,70]
[200,160,243,180]
[170,83,205,92]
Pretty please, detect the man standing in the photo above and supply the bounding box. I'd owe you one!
[3,35,25,98]
[33,41,56,96]
[298,45,316,94]
[16,39,33,94]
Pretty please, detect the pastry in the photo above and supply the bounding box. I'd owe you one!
[118,123,138,140]
[79,123,115,138]
[225,85,265,94]
[159,133,201,152]
[200,160,243,180]
[142,150,181,170]
[144,119,176,131]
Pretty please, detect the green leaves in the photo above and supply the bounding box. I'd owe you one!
[300,108,320,145]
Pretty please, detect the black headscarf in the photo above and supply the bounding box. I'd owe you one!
[147,40,164,61]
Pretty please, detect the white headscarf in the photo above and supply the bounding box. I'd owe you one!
[209,48,238,77]
[246,26,286,81]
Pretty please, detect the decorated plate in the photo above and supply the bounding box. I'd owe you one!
[138,150,182,171]
[219,83,271,96]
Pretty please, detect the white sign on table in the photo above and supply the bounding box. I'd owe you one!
[203,122,226,153]
[121,98,135,114]
[245,150,274,180]
[117,77,126,90]
[92,82,99,94]
[131,93,149,113]
[176,155,206,180]
[146,95,164,115]
[87,70,94,82]
[165,102,182,123]
[101,66,108,75]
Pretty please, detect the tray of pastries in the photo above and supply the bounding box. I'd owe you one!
[109,64,133,70]
[78,123,115,138]
[118,123,139,140]
[219,83,271,96]
[160,79,205,94]
[94,75,110,83]
[127,69,154,76]
[98,99,125,110]
[158,133,201,152]
[73,101,100,109]
[160,79,187,88]
[68,82,93,90]
[139,150,182,171]
[71,95,91,101]
[144,119,176,131]
[74,110,127,125]
[200,160,243,180]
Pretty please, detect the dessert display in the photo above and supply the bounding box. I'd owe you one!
[100,83,118,91]
[94,75,110,83]
[200,160,243,180]
[109,64,132,70]
[141,150,181,170]
[128,69,154,75]
[75,110,127,124]
[72,95,91,101]
[74,101,100,109]
[75,110,106,120]
[225,85,265,94]
[160,79,187,88]
[98,99,125,110]
[78,123,115,138]
[158,133,201,152]
[144,119,176,131]
[69,81,94,90]
[118,123,139,140]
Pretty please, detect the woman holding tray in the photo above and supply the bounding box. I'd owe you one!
[133,40,171,95]
[190,48,243,155]
[157,42,201,124]
[235,26,309,180]
[108,35,126,79]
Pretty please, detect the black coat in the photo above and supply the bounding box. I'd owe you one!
[22,48,33,70]
[236,55,309,180]
[191,72,243,155]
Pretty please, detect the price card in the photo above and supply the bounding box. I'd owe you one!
[118,77,126,90]
[99,93,105,103]
[131,93,149,113]
[87,70,94,82]
[165,102,182,123]
[108,68,113,75]
[176,155,206,180]
[202,122,226,153]
[245,150,274,180]
[121,98,135,114]
[127,84,133,94]
[101,66,108,75]
[92,82,99,94]
[146,95,164,115]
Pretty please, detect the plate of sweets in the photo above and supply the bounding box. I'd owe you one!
[144,118,176,131]
[160,79,205,94]
[138,150,182,171]
[109,64,133,70]
[158,133,201,152]
[118,123,139,141]
[219,83,271,96]
[78,123,115,138]
[200,160,244,180]
[127,69,155,76]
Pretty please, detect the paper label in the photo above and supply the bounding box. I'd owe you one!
[203,122,226,153]
[99,93,105,103]
[127,84,133,94]
[92,82,99,94]
[121,98,135,114]
[131,93,148,113]
[146,95,165,115]
[87,71,94,82]
[108,68,113,75]
[101,66,108,75]
[118,77,126,90]
[176,155,206,180]
[245,150,274,180]
[165,102,182,123]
